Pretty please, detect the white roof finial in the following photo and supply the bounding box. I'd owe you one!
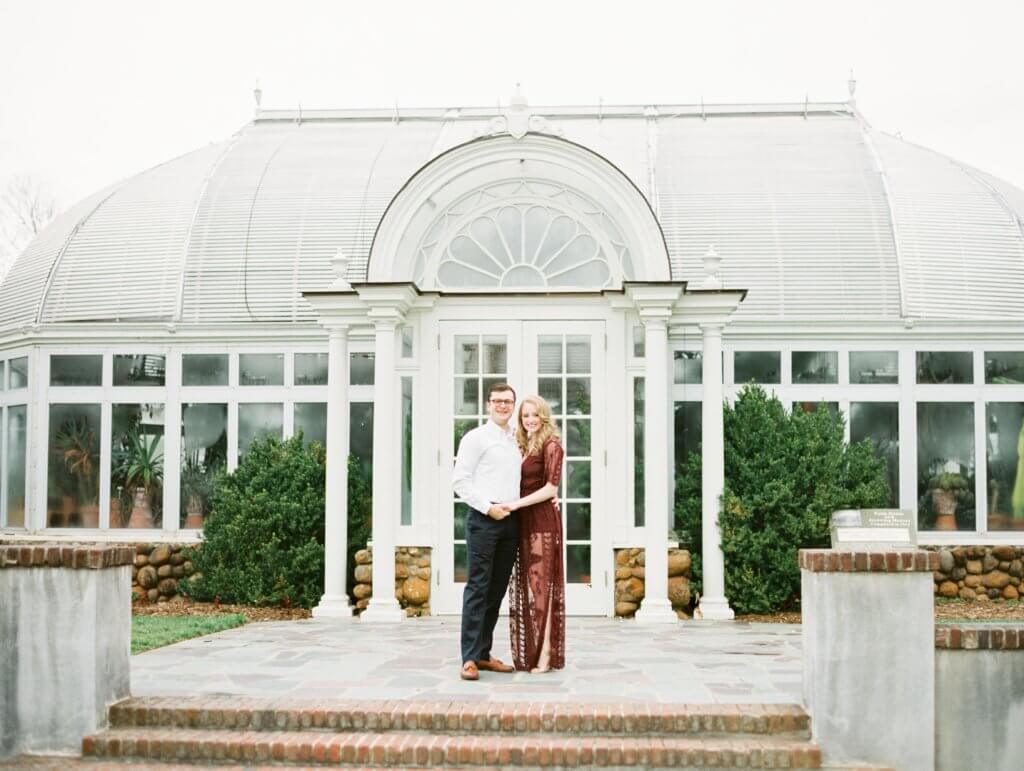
[253,80,263,115]
[699,245,723,290]
[847,70,857,103]
[330,248,352,290]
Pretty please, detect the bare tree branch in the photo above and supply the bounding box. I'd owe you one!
[0,175,58,281]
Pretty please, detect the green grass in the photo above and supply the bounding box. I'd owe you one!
[132,614,246,654]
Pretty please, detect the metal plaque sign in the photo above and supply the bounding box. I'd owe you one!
[829,509,917,550]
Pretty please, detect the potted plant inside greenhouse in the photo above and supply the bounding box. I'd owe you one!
[56,417,100,527]
[927,460,973,531]
[114,430,164,529]
[180,451,211,529]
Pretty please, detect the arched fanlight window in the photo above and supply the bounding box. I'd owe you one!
[413,180,635,290]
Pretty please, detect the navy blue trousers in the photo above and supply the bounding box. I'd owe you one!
[460,509,519,664]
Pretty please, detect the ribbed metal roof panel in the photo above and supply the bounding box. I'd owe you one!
[180,121,443,323]
[871,132,1024,320]
[655,115,901,319]
[40,143,230,323]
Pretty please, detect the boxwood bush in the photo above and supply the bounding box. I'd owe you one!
[676,385,890,614]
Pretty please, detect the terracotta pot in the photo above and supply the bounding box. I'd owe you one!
[183,495,205,530]
[78,502,100,528]
[127,487,154,529]
[932,488,958,531]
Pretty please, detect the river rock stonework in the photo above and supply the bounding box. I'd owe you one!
[131,543,196,604]
[352,546,432,617]
[614,548,692,618]
[927,545,1024,601]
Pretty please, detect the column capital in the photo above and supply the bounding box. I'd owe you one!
[355,283,420,322]
[698,320,725,336]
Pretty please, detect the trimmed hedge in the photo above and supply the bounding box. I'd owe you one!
[676,385,890,614]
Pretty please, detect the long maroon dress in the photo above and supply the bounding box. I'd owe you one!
[509,437,566,671]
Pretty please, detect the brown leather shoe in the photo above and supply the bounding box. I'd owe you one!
[477,657,514,673]
[460,661,479,681]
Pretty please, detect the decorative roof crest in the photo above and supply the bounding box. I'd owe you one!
[477,84,562,140]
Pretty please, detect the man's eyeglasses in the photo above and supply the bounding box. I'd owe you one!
[489,398,515,406]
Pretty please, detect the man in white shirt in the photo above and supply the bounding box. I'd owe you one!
[452,382,522,681]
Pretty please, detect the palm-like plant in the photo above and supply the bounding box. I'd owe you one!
[56,417,99,503]
[117,430,164,498]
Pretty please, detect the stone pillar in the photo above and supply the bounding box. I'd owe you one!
[0,544,133,758]
[801,549,937,771]
[361,315,404,622]
[635,313,676,624]
[313,325,354,618]
[695,321,734,620]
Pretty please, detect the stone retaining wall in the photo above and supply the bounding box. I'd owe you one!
[928,545,1023,601]
[131,543,197,604]
[614,548,692,618]
[352,546,431,617]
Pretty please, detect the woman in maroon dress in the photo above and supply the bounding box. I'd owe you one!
[504,395,565,673]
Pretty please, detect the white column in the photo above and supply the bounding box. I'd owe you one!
[635,313,677,624]
[695,321,735,620]
[361,316,404,622]
[313,326,354,618]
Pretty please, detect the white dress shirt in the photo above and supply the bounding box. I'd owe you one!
[452,419,522,514]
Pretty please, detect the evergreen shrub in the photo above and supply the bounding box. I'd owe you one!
[676,385,890,614]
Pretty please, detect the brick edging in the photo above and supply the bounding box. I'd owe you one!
[935,624,1024,650]
[799,549,938,573]
[0,543,135,570]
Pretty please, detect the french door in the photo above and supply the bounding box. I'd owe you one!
[435,320,609,615]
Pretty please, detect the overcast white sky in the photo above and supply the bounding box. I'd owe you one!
[1,0,1022,212]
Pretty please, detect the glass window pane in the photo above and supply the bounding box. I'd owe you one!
[734,351,780,384]
[4,405,27,527]
[401,326,414,358]
[181,403,227,529]
[850,351,898,384]
[239,353,283,386]
[918,403,975,531]
[538,378,562,414]
[566,502,591,540]
[113,354,166,386]
[454,418,478,454]
[238,403,283,456]
[481,337,507,374]
[851,402,899,508]
[566,378,591,415]
[453,543,468,583]
[401,377,413,526]
[793,402,840,417]
[673,351,702,384]
[350,403,374,478]
[455,378,479,416]
[673,401,702,534]
[50,354,102,386]
[295,353,328,385]
[538,337,562,374]
[182,354,228,386]
[985,403,1024,531]
[9,357,28,389]
[566,544,591,584]
[565,418,590,457]
[917,352,973,384]
[47,404,101,527]
[294,403,326,447]
[455,337,479,375]
[566,460,591,499]
[634,378,645,527]
[985,352,1024,384]
[350,353,375,385]
[566,336,590,374]
[111,404,165,529]
[454,501,471,540]
[792,351,838,384]
[633,326,645,358]
[0,361,5,391]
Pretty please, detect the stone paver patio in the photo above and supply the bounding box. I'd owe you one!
[131,617,803,704]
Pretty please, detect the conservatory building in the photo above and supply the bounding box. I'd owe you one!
[2,92,1024,618]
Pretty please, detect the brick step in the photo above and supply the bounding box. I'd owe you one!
[83,727,822,768]
[108,696,811,738]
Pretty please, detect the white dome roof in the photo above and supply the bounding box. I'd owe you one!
[2,101,1023,330]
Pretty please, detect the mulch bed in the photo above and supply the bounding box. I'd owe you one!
[132,598,310,622]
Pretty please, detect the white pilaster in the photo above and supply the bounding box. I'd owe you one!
[630,293,680,625]
[694,321,735,620]
[313,325,354,618]
[360,313,404,622]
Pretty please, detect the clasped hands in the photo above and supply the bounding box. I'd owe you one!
[486,502,518,520]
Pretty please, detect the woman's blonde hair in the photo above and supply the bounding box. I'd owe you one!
[516,395,560,456]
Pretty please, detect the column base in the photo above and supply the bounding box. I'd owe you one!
[311,594,355,619]
[694,595,735,621]
[634,598,679,624]
[360,598,405,623]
